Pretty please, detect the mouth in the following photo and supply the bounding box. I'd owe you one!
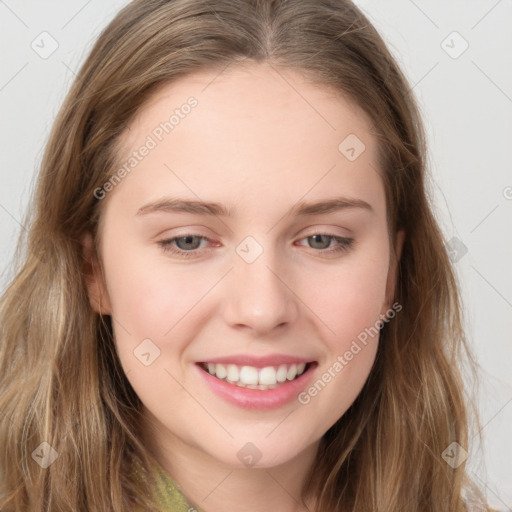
[197,361,316,390]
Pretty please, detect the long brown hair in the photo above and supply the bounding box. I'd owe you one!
[0,0,490,510]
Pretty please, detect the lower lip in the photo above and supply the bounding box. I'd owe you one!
[195,363,317,410]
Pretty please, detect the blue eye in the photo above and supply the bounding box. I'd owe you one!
[157,233,354,258]
[299,234,354,254]
[158,235,210,258]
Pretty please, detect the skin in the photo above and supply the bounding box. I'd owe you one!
[84,61,404,512]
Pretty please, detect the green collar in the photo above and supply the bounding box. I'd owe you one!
[133,458,205,512]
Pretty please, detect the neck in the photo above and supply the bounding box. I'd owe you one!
[142,415,320,512]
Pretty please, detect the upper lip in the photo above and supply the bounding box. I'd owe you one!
[197,354,316,368]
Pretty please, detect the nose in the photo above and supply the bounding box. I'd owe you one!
[222,242,299,336]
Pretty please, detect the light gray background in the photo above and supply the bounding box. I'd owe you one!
[0,1,511,509]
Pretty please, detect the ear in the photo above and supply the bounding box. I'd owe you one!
[81,233,112,315]
[382,229,405,314]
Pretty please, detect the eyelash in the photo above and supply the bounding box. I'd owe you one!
[157,233,354,259]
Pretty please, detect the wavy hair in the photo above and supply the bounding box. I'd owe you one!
[0,0,490,510]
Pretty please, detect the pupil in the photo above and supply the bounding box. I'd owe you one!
[179,236,199,250]
[311,234,329,249]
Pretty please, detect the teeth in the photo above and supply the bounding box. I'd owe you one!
[286,364,297,381]
[226,364,239,382]
[259,367,277,386]
[239,366,259,385]
[216,363,227,379]
[202,362,309,389]
[276,365,288,383]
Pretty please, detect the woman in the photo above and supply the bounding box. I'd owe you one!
[0,0,493,510]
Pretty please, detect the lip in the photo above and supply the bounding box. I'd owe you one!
[197,353,313,368]
[195,361,318,410]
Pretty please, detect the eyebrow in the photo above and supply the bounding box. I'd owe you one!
[136,196,374,217]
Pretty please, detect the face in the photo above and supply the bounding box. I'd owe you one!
[85,62,403,470]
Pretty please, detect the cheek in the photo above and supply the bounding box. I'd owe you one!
[294,258,387,426]
[111,265,208,331]
[104,233,390,357]
[102,246,216,370]
[302,251,389,349]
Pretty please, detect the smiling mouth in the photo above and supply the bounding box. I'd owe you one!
[198,361,316,390]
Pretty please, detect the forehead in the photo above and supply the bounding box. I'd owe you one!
[106,61,384,224]
[118,60,377,159]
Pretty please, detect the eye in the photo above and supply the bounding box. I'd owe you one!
[158,234,212,258]
[157,232,354,259]
[296,234,354,255]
